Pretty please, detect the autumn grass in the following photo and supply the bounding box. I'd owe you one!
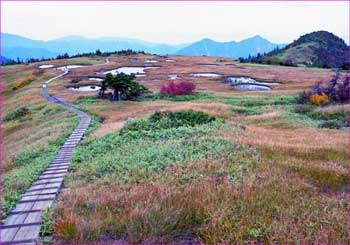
[1,63,83,220]
[2,54,349,243]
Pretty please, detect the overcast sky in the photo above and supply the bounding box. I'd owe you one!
[2,1,349,44]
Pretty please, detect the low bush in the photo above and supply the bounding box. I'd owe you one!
[160,81,196,97]
[145,92,215,102]
[294,104,314,114]
[3,107,30,121]
[310,93,329,106]
[318,120,345,129]
[309,109,350,129]
[122,110,217,134]
[296,91,311,104]
[13,76,35,90]
[310,109,348,121]
[232,107,263,115]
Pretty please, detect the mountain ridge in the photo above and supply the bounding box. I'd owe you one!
[176,35,285,58]
[1,32,285,61]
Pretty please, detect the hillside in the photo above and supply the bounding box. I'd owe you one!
[258,31,349,68]
[176,35,285,58]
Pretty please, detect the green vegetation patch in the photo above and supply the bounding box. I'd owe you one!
[2,115,79,221]
[70,111,258,184]
[122,110,217,133]
[145,92,216,102]
[294,105,349,129]
[2,107,30,122]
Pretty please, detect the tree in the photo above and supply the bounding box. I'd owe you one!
[95,49,102,56]
[99,73,111,98]
[104,72,148,101]
[106,73,124,101]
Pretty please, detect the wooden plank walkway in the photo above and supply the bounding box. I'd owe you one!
[1,70,91,244]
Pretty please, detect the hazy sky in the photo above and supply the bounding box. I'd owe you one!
[2,1,349,44]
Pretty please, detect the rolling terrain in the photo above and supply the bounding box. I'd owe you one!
[1,54,349,243]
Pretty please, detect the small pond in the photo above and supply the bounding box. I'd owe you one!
[97,66,159,75]
[144,60,158,63]
[68,85,101,92]
[168,74,178,80]
[88,77,103,82]
[226,77,280,86]
[233,84,271,91]
[39,64,54,69]
[199,64,217,67]
[191,73,221,77]
[226,77,280,91]
[166,59,176,62]
[57,65,84,71]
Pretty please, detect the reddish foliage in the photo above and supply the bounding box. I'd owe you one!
[160,81,196,97]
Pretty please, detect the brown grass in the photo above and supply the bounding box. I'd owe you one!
[3,54,349,244]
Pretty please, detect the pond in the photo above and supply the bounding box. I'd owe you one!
[68,85,101,92]
[57,65,84,71]
[39,64,54,69]
[97,66,160,75]
[226,77,280,91]
[88,77,103,82]
[226,77,280,86]
[166,59,176,62]
[191,73,221,77]
[199,64,217,67]
[168,74,178,80]
[232,84,271,91]
[144,60,158,63]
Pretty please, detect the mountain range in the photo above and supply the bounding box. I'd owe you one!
[1,33,284,62]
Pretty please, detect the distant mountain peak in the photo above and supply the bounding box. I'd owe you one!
[176,35,284,58]
[199,38,216,42]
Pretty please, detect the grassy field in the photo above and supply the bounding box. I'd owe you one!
[2,54,349,243]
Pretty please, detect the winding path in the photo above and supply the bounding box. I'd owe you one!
[1,59,108,244]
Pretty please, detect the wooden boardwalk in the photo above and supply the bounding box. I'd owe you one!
[1,71,91,244]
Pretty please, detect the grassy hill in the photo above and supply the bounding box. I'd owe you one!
[251,31,349,69]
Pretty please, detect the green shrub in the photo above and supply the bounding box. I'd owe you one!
[40,206,54,236]
[144,92,215,102]
[295,91,311,104]
[295,104,314,114]
[310,109,348,121]
[318,120,344,129]
[3,107,30,121]
[149,110,216,126]
[122,110,217,134]
[232,107,263,115]
[70,119,258,183]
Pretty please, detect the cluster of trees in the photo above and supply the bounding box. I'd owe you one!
[238,47,296,67]
[238,52,266,64]
[2,49,145,66]
[100,73,148,101]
